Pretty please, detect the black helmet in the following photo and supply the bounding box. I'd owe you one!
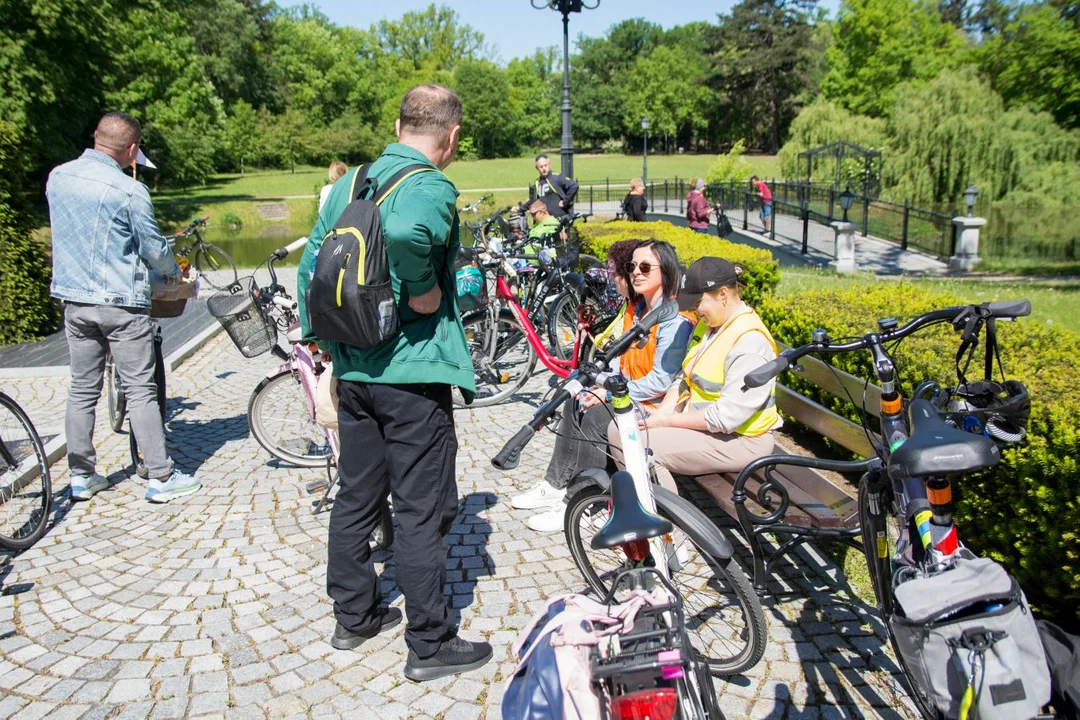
[947,379,1031,444]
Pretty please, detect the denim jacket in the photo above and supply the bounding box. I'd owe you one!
[47,149,180,308]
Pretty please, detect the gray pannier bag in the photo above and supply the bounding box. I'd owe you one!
[889,553,1051,719]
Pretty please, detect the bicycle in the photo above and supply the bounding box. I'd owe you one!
[167,217,238,290]
[211,242,392,545]
[105,351,126,433]
[0,391,52,551]
[741,299,1050,718]
[491,301,767,678]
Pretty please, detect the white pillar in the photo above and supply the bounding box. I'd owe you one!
[830,220,858,274]
[950,216,986,272]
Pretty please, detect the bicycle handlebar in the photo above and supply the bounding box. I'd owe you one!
[272,236,309,260]
[742,300,1032,389]
[491,301,678,470]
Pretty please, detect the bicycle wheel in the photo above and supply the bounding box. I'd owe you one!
[577,254,603,271]
[372,496,394,550]
[0,393,52,550]
[106,352,127,434]
[858,476,939,720]
[195,243,239,289]
[455,310,537,409]
[547,290,602,361]
[565,487,767,676]
[248,370,333,468]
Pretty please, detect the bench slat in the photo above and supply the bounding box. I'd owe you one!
[778,342,882,418]
[776,386,877,457]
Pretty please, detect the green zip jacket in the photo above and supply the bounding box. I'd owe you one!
[297,143,476,400]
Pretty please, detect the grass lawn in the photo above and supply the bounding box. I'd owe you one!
[778,269,1080,335]
[152,154,782,202]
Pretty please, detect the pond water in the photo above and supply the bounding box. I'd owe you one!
[200,222,312,269]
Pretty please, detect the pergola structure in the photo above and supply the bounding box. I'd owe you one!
[797,141,882,197]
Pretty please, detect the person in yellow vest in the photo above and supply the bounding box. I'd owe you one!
[511,239,693,531]
[609,256,782,495]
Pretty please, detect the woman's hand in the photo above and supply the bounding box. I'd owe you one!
[638,412,671,430]
[580,390,604,409]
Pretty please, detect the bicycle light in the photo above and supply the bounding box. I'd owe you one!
[610,687,677,720]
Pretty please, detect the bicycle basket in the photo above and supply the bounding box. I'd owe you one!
[207,276,277,358]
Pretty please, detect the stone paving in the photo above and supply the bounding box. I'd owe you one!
[1,328,918,719]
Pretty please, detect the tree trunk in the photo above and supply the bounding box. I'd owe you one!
[767,68,780,155]
[240,157,245,176]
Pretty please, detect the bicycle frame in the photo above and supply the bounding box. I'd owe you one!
[493,273,590,379]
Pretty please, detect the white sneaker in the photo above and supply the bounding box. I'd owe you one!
[526,508,564,533]
[510,481,562,510]
[70,473,108,501]
[145,469,201,504]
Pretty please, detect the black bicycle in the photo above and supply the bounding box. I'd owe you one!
[167,217,237,290]
[742,299,1049,719]
[0,391,52,550]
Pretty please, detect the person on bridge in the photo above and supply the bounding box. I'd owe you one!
[297,84,492,682]
[752,175,773,233]
[686,178,711,233]
[610,257,782,494]
[47,112,201,504]
[519,153,578,218]
[622,178,648,221]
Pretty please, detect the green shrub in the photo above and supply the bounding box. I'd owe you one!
[602,138,625,155]
[705,140,752,186]
[218,211,243,231]
[0,205,59,345]
[578,220,779,307]
[759,284,1080,629]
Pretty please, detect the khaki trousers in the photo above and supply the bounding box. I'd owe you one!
[608,423,775,494]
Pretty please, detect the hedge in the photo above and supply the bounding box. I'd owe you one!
[0,204,57,346]
[759,284,1080,629]
[578,220,779,307]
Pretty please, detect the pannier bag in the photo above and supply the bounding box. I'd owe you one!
[306,163,434,348]
[889,553,1051,719]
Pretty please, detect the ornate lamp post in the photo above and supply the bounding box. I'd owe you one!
[964,182,979,217]
[531,0,600,180]
[839,187,855,222]
[641,116,650,187]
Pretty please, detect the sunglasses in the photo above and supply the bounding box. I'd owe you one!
[624,261,658,275]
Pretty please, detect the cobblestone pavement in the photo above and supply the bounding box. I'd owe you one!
[1,329,917,719]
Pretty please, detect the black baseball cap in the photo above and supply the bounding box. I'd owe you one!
[678,257,742,311]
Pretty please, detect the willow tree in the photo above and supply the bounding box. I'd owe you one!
[778,99,886,180]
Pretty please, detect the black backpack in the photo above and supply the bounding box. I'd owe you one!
[306,163,433,348]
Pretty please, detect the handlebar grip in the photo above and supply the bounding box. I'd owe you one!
[985,300,1031,319]
[744,356,790,389]
[273,236,309,259]
[491,426,535,470]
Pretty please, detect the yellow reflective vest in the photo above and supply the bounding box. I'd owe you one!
[680,309,782,437]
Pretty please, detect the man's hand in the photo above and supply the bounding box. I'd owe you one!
[559,200,565,208]
[408,285,442,315]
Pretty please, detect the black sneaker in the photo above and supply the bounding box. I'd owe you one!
[404,635,493,682]
[330,607,403,650]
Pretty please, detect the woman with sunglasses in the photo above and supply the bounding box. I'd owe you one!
[609,256,782,497]
[510,239,693,532]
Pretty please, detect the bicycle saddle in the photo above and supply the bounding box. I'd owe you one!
[888,399,1000,480]
[591,471,674,550]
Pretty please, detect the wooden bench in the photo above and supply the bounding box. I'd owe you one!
[686,346,884,594]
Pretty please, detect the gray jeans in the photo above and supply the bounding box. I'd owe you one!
[64,303,174,480]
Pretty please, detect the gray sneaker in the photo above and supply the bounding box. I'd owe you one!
[145,470,201,503]
[70,473,108,501]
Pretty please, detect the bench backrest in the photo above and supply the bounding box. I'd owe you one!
[774,343,882,458]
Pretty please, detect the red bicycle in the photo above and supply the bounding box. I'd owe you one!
[455,243,618,408]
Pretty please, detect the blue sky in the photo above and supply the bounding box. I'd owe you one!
[280,1,841,63]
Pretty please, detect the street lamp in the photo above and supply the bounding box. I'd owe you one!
[641,116,650,187]
[839,187,855,222]
[531,0,600,181]
[964,182,979,217]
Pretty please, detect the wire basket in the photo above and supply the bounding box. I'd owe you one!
[207,276,277,358]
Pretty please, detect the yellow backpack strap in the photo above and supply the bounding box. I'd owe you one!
[373,165,436,206]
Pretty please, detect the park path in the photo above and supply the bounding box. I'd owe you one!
[0,311,919,719]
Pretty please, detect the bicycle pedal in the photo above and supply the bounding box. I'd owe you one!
[305,480,329,495]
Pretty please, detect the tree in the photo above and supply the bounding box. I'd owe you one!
[223,100,259,173]
[453,60,515,159]
[821,0,967,117]
[978,3,1080,129]
[505,50,559,151]
[778,99,887,181]
[622,45,711,151]
[372,4,486,73]
[707,0,822,153]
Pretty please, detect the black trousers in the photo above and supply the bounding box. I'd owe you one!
[329,380,459,658]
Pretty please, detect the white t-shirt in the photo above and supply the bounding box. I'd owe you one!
[318,184,333,212]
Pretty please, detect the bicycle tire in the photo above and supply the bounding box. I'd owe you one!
[565,486,767,676]
[106,352,127,434]
[0,392,52,550]
[858,475,939,720]
[455,310,537,409]
[195,243,239,289]
[248,370,333,468]
[547,290,602,361]
[372,496,394,550]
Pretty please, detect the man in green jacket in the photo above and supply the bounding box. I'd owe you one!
[297,84,490,682]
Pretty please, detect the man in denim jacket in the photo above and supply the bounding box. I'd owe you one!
[47,112,200,503]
